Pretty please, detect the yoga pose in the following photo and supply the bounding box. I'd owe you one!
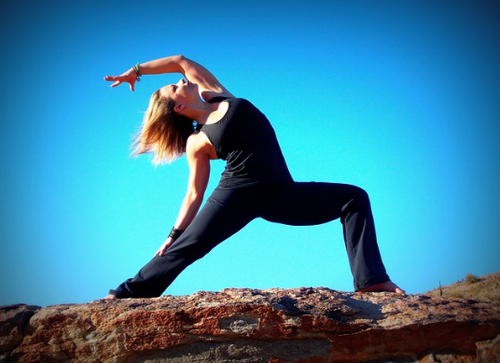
[104,55,404,299]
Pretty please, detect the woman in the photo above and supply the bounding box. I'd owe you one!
[103,55,404,299]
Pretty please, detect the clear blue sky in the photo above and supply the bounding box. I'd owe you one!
[1,1,499,307]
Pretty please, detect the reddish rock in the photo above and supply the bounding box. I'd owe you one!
[0,304,40,360]
[1,288,499,362]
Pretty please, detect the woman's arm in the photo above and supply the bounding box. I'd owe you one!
[105,55,233,99]
[155,135,211,256]
[143,55,234,100]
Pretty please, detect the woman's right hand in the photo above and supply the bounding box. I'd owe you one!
[155,237,174,257]
[104,68,138,91]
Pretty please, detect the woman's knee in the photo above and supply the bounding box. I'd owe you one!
[344,185,371,210]
[354,185,370,201]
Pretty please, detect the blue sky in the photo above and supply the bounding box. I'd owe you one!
[1,1,499,307]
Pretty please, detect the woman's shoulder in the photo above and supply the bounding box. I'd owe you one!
[186,132,206,151]
[186,132,218,160]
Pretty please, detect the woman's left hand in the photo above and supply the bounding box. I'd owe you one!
[155,237,174,257]
[104,69,138,91]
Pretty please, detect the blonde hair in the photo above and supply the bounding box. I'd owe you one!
[132,90,194,165]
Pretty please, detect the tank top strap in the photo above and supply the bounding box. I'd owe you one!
[208,96,230,104]
[194,122,204,131]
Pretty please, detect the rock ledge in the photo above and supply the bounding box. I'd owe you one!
[1,287,500,362]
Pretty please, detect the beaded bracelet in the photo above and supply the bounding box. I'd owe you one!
[133,62,142,82]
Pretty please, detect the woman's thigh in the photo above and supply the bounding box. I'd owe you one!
[166,187,260,258]
[260,182,367,226]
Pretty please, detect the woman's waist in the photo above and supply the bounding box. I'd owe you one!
[218,169,293,189]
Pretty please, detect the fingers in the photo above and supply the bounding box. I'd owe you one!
[157,246,165,257]
[103,76,121,88]
[155,240,173,257]
[104,75,119,83]
[157,246,167,257]
[104,75,135,91]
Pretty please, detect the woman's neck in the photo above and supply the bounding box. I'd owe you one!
[185,101,221,125]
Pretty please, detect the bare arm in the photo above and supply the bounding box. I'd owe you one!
[140,55,233,99]
[104,55,233,99]
[155,134,211,256]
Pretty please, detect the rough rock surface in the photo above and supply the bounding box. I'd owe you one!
[1,288,500,363]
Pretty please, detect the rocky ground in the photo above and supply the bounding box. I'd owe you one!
[425,272,500,304]
[1,276,500,363]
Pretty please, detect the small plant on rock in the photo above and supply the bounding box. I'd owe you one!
[465,273,480,284]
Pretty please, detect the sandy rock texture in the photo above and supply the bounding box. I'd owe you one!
[1,287,500,362]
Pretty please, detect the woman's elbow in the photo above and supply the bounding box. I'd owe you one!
[175,54,191,65]
[186,189,204,204]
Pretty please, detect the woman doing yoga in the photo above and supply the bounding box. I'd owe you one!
[103,55,404,299]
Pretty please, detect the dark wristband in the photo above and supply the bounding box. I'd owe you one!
[168,227,184,241]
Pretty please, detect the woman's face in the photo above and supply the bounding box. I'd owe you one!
[159,78,197,104]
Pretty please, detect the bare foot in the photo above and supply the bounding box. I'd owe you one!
[358,281,406,294]
[103,294,117,300]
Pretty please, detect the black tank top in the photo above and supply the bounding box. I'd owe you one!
[200,97,293,189]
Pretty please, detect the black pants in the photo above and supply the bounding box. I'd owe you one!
[110,182,390,298]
